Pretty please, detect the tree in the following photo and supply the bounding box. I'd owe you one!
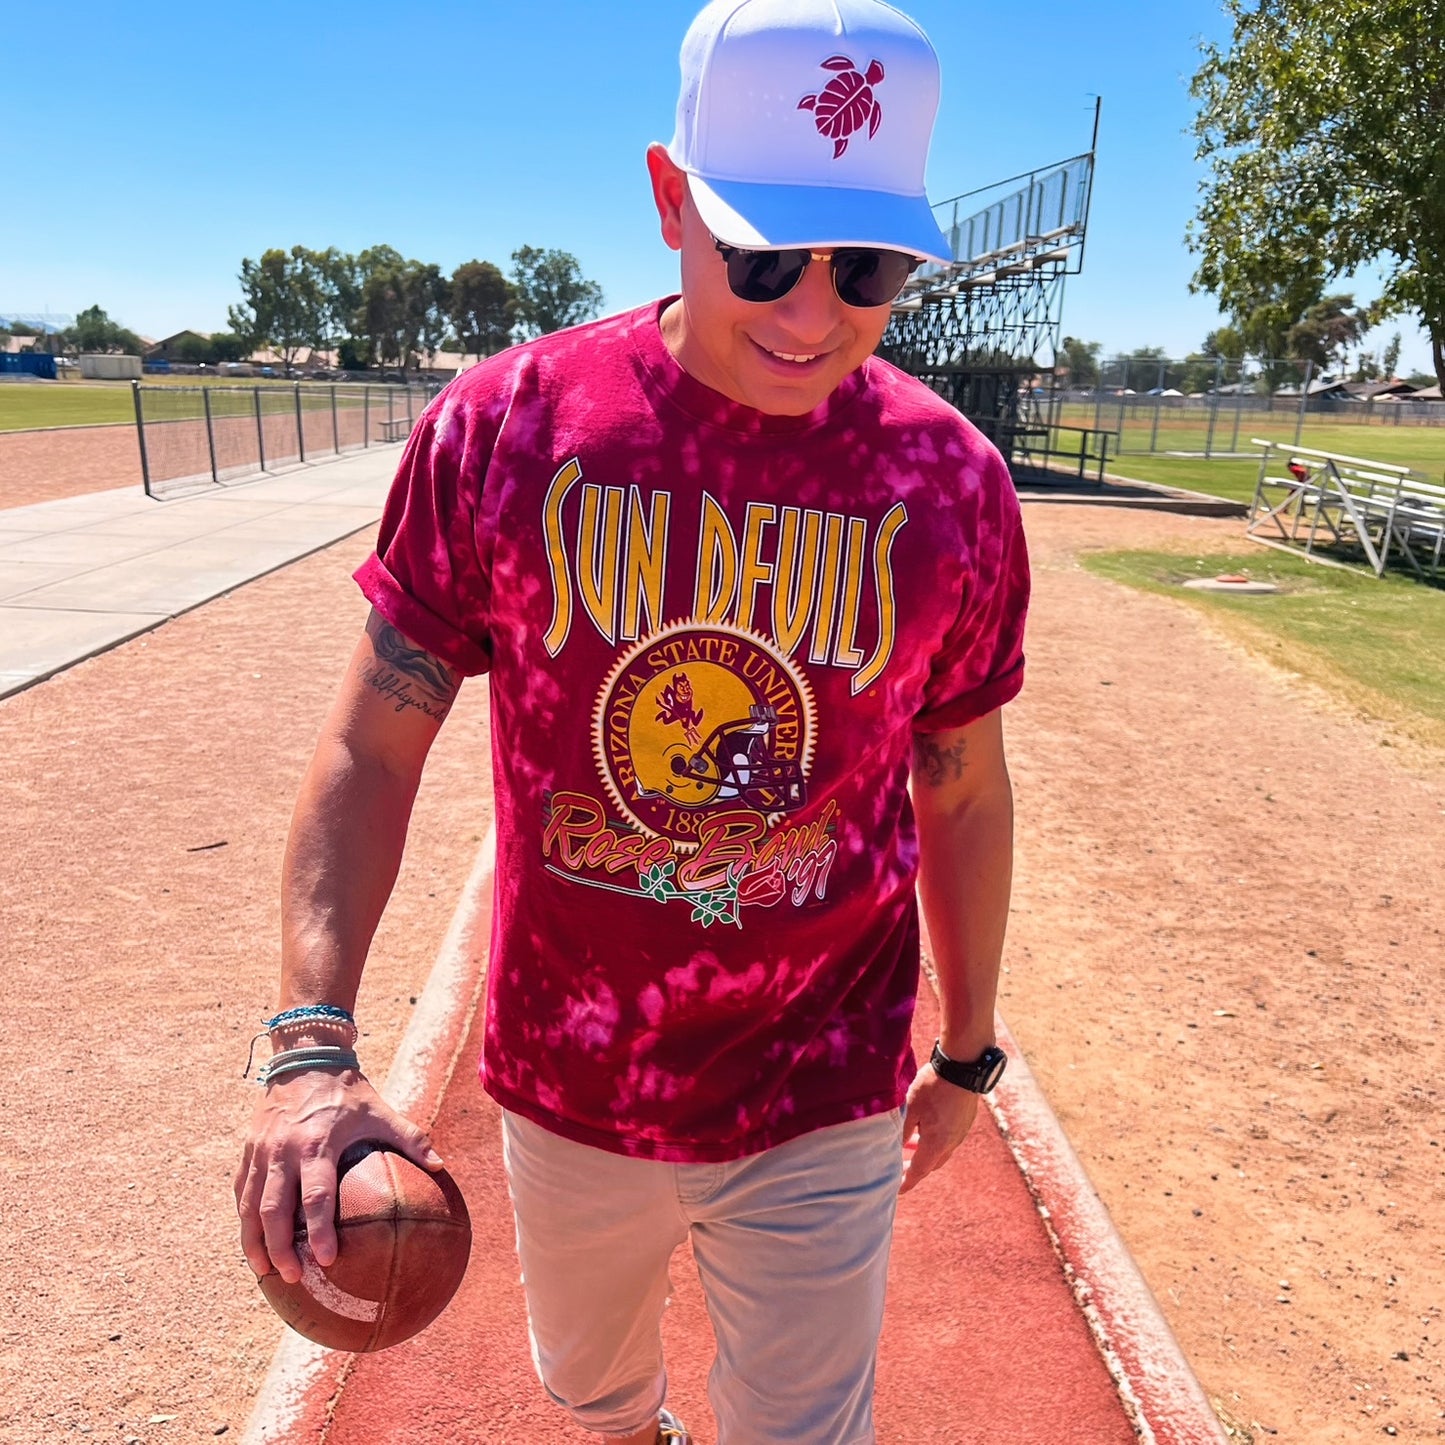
[450,260,515,361]
[1235,276,1326,378]
[1352,329,1405,383]
[510,246,604,338]
[1179,353,1223,394]
[410,262,452,364]
[1201,325,1247,362]
[1382,332,1402,379]
[356,253,452,371]
[337,338,370,373]
[1286,294,1368,373]
[1055,336,1100,389]
[352,245,408,368]
[65,305,143,355]
[1189,0,1445,387]
[1352,351,1382,383]
[225,245,364,368]
[312,247,361,356]
[360,261,411,371]
[1110,345,1170,391]
[209,331,247,364]
[172,333,213,366]
[228,248,323,371]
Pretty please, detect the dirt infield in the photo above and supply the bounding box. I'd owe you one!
[0,531,494,1441]
[0,424,142,508]
[1005,505,1444,1443]
[1,502,1440,1442]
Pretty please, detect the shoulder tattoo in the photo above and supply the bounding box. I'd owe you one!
[362,612,461,722]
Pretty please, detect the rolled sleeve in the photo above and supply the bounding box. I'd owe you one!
[353,389,496,677]
[913,450,1031,733]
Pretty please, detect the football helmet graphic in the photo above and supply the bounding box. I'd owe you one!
[666,705,807,812]
[601,626,816,838]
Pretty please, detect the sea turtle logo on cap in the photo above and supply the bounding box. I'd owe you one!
[799,55,885,159]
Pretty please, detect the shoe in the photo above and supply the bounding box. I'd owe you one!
[658,1407,693,1443]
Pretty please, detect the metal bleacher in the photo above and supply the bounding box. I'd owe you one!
[892,154,1092,315]
[881,110,1102,482]
[1247,439,1445,582]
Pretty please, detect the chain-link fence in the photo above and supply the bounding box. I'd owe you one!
[1047,357,1445,459]
[133,381,441,499]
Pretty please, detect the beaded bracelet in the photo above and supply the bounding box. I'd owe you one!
[267,1016,358,1047]
[256,1046,362,1087]
[242,1004,358,1079]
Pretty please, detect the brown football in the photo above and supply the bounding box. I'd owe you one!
[258,1141,472,1352]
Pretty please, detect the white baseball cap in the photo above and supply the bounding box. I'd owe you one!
[668,0,952,263]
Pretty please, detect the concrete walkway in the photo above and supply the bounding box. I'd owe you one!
[0,451,399,699]
[0,451,1242,704]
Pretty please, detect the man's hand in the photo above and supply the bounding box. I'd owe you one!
[898,1065,981,1195]
[233,1071,443,1284]
[235,611,459,1284]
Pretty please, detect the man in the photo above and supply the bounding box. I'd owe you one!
[235,1,1030,1440]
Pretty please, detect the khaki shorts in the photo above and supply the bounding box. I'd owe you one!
[501,1108,905,1443]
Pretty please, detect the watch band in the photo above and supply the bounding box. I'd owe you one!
[929,1040,1007,1094]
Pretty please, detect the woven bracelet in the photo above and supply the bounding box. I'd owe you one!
[264,1004,355,1031]
[255,1043,355,1081]
[257,1047,361,1086]
[259,1054,360,1084]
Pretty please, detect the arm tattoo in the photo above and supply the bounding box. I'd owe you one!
[913,735,967,788]
[362,614,460,722]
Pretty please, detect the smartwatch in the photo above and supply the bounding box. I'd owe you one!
[929,1039,1007,1094]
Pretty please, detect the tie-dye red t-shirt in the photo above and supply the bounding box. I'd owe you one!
[356,299,1030,1163]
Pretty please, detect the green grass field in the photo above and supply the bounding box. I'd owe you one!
[0,378,405,433]
[1045,426,1445,506]
[1054,403,1445,500]
[0,385,137,431]
[1087,452,1263,503]
[1081,546,1445,751]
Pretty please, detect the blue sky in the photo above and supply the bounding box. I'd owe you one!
[1,0,1429,372]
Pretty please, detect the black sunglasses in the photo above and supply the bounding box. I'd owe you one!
[711,236,921,309]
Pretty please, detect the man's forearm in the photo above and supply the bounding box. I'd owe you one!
[914,776,1014,1061]
[278,737,422,1023]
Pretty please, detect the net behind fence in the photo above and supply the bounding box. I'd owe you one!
[134,381,439,498]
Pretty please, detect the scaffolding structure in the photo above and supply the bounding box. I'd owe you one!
[881,103,1099,473]
[0,311,74,336]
